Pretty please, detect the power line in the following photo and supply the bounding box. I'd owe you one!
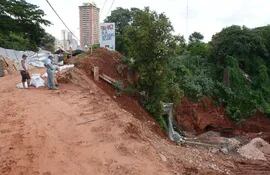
[101,0,108,12]
[45,0,80,42]
[186,0,189,39]
[105,0,115,17]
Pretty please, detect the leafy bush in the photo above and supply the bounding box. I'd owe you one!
[169,54,215,101]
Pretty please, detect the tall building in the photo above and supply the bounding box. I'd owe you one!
[79,2,100,48]
[57,30,79,50]
[61,30,68,50]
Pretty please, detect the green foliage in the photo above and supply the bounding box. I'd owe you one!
[105,8,140,55]
[189,32,204,43]
[119,7,183,121]
[168,35,186,56]
[39,33,56,52]
[169,54,215,100]
[107,7,270,124]
[210,26,270,120]
[112,80,124,93]
[0,32,32,50]
[0,0,53,50]
[210,25,268,72]
[187,32,209,57]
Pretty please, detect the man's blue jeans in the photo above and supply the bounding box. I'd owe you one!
[47,69,55,89]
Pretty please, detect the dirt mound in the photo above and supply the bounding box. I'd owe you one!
[238,138,270,161]
[76,48,125,80]
[65,50,166,138]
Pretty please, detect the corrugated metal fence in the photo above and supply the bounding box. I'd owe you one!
[0,47,36,61]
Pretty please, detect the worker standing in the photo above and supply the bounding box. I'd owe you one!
[19,54,31,88]
[44,55,59,90]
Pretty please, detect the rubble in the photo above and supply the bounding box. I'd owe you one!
[196,131,241,152]
[238,138,270,161]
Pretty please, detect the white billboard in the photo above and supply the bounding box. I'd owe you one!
[99,23,115,50]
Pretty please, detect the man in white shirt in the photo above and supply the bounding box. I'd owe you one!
[44,55,59,90]
[20,54,31,88]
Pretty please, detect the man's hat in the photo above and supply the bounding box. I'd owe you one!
[22,54,27,58]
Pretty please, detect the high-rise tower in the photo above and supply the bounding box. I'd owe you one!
[79,2,100,48]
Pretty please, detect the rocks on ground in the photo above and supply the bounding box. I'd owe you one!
[238,137,270,161]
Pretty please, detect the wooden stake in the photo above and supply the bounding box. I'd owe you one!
[93,66,99,81]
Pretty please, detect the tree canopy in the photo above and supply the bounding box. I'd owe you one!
[0,0,54,51]
[105,7,270,123]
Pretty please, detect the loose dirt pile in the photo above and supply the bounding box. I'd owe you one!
[70,49,163,133]
[75,48,125,80]
[238,138,270,161]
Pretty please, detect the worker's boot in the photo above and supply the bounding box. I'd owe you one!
[49,87,59,90]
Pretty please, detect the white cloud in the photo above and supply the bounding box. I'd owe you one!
[27,0,270,42]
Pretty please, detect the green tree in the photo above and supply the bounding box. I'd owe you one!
[123,7,182,124]
[189,32,204,43]
[0,32,32,50]
[254,25,270,66]
[105,8,141,55]
[0,0,52,50]
[187,32,208,57]
[209,25,270,120]
[168,34,186,55]
[210,25,267,71]
[39,33,55,52]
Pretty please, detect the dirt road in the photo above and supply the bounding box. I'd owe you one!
[0,70,251,175]
[0,70,177,175]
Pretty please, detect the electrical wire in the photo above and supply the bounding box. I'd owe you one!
[186,0,189,38]
[45,0,80,42]
[105,0,115,17]
[101,0,108,12]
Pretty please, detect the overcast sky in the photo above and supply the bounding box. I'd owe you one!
[27,0,269,42]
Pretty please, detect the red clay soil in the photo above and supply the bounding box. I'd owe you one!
[79,48,125,81]
[75,48,270,141]
[175,97,270,141]
[236,112,270,142]
[69,50,166,138]
[175,97,234,135]
[75,49,149,122]
[238,112,270,133]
